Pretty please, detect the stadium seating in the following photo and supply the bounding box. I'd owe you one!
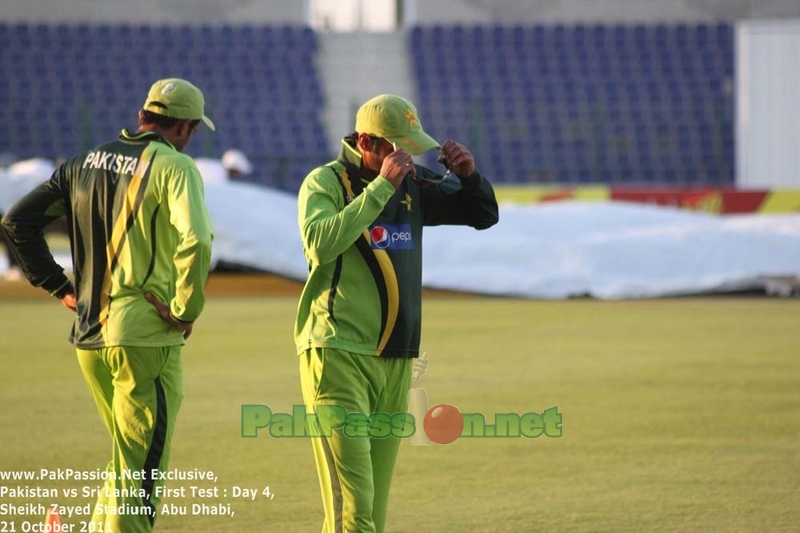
[0,23,736,188]
[409,24,734,185]
[0,23,329,190]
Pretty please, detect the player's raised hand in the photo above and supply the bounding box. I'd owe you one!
[145,292,194,339]
[380,149,415,188]
[440,140,476,178]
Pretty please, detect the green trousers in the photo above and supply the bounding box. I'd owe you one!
[300,348,413,533]
[77,346,183,533]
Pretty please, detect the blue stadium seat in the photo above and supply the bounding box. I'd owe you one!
[0,23,329,190]
[408,23,734,186]
[3,23,735,188]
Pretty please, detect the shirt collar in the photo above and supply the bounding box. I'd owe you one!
[119,129,176,150]
[338,135,363,169]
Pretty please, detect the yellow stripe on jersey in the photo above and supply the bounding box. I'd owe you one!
[340,165,400,355]
[98,148,154,327]
[372,245,399,355]
[339,166,354,199]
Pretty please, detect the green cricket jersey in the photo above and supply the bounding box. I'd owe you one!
[1,130,213,349]
[295,137,498,358]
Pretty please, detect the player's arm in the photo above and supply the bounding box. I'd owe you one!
[299,167,395,266]
[0,166,75,301]
[165,162,214,324]
[420,141,499,229]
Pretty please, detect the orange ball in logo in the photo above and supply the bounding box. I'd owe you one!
[423,404,464,444]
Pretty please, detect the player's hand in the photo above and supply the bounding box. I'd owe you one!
[380,149,415,189]
[440,140,475,179]
[145,292,194,339]
[60,293,77,313]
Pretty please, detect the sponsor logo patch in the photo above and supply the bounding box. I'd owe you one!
[369,224,414,250]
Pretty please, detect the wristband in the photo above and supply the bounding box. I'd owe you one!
[51,280,75,300]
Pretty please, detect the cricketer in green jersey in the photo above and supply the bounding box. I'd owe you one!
[296,94,499,532]
[1,78,215,533]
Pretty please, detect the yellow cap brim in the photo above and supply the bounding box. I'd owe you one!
[387,131,439,156]
[201,115,216,132]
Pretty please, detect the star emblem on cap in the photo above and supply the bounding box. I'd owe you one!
[404,110,417,127]
[400,193,413,211]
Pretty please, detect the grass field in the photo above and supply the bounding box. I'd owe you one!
[0,295,798,532]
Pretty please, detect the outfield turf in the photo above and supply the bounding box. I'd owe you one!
[0,296,798,532]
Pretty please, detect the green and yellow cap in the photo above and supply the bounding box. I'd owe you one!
[355,94,438,155]
[143,78,215,131]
